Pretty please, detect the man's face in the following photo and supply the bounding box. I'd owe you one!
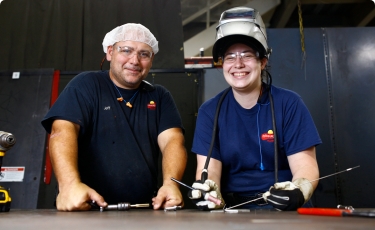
[107,40,154,89]
[222,43,267,92]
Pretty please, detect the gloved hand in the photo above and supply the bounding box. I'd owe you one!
[188,179,225,211]
[262,178,313,211]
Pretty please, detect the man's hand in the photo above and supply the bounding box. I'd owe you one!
[263,178,313,211]
[152,184,184,210]
[188,179,225,211]
[56,182,107,211]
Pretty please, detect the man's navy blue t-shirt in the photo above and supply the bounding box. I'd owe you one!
[42,70,183,204]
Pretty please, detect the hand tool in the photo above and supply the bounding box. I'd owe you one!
[90,201,149,212]
[102,202,149,211]
[0,131,16,171]
[0,131,16,212]
[225,165,360,210]
[170,177,222,205]
[164,205,182,212]
[337,204,354,210]
[211,209,251,213]
[297,208,375,218]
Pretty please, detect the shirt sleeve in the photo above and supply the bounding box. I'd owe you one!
[41,74,94,133]
[280,93,322,155]
[156,86,184,135]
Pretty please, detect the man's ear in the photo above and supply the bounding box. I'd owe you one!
[261,57,268,70]
[149,54,154,68]
[106,46,113,61]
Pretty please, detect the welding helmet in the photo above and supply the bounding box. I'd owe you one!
[212,6,271,62]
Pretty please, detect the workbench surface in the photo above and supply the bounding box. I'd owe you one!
[1,209,374,229]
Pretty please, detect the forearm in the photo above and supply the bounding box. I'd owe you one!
[49,121,106,211]
[159,129,187,186]
[49,120,81,190]
[288,147,319,189]
[196,155,222,188]
[151,128,187,209]
[162,146,187,185]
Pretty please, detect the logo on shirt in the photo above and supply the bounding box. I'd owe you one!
[261,130,274,142]
[147,101,156,110]
[104,106,110,110]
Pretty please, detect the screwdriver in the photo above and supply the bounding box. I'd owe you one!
[90,201,149,211]
[170,177,222,205]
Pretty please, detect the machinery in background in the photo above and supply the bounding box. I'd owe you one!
[0,131,16,212]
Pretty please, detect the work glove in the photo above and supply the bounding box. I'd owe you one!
[263,178,313,211]
[188,179,225,211]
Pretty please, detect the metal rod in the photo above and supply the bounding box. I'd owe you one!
[171,177,195,190]
[308,165,360,184]
[225,197,264,210]
[225,165,360,210]
[131,204,150,208]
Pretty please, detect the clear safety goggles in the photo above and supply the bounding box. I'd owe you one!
[223,51,259,63]
[116,46,153,61]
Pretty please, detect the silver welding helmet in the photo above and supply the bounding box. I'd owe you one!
[212,7,271,62]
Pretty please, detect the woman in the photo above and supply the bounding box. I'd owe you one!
[189,6,321,211]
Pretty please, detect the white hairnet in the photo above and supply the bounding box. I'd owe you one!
[102,23,159,54]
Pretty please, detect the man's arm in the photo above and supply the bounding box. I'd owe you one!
[287,146,319,189]
[49,119,107,211]
[152,127,187,209]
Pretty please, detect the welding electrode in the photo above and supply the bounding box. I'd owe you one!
[225,165,361,210]
[101,202,149,211]
[170,177,222,205]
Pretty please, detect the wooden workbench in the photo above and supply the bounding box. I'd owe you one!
[1,209,374,229]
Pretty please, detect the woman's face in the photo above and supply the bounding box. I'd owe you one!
[222,43,267,93]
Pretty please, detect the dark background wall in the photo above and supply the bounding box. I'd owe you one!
[0,0,185,71]
[0,69,54,209]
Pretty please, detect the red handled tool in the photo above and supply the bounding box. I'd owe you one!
[298,208,375,218]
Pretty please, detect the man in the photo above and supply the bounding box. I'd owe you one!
[189,7,321,211]
[41,23,187,211]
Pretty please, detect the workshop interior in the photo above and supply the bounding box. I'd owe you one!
[1,0,375,214]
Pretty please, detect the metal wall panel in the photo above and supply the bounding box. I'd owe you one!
[267,28,337,207]
[324,28,375,207]
[0,69,53,209]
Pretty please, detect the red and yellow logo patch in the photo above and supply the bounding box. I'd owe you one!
[147,101,156,110]
[261,130,274,142]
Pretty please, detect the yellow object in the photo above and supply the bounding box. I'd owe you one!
[0,131,15,212]
[0,186,11,212]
